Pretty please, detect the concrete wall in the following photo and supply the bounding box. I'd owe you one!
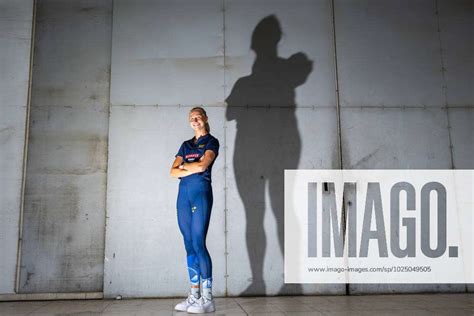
[1,0,472,297]
[104,0,472,297]
[0,0,34,294]
[18,0,112,293]
[104,0,345,298]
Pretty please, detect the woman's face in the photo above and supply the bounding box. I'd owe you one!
[189,110,207,131]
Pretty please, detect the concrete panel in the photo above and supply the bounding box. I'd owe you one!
[449,108,474,169]
[341,108,452,169]
[0,0,33,106]
[225,107,344,296]
[438,0,474,107]
[19,0,112,293]
[225,0,335,107]
[341,107,466,293]
[0,0,34,294]
[335,0,444,107]
[104,106,226,298]
[110,0,224,106]
[31,1,112,108]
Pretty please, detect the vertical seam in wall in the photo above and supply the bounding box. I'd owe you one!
[102,0,115,296]
[330,0,348,296]
[434,0,455,170]
[15,0,37,293]
[222,0,229,297]
[330,0,343,171]
[435,0,464,293]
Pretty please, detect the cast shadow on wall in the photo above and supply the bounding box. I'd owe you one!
[225,15,313,296]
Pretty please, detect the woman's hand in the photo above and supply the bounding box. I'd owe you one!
[170,157,192,178]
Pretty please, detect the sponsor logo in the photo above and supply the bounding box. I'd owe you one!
[186,153,200,159]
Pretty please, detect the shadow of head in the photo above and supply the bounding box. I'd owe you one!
[251,15,282,55]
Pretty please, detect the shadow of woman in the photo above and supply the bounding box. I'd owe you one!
[225,15,313,296]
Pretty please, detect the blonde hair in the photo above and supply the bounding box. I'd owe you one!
[190,106,210,133]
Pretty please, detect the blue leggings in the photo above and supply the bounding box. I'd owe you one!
[177,178,213,282]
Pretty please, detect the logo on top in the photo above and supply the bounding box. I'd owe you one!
[185,153,200,159]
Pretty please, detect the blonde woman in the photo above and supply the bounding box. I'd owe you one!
[170,107,219,313]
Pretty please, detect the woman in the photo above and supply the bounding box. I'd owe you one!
[170,106,219,314]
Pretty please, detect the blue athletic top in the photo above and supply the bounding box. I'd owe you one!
[175,133,219,183]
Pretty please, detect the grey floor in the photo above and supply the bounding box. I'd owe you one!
[0,294,473,315]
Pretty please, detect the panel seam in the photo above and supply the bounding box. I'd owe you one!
[434,0,455,170]
[102,0,115,298]
[222,0,229,297]
[330,0,349,296]
[15,0,37,294]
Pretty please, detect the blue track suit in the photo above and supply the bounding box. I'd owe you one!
[175,133,219,284]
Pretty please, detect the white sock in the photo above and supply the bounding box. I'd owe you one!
[191,282,200,298]
[202,277,212,300]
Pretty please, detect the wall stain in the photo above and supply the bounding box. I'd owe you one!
[23,271,35,288]
[0,126,15,145]
[350,146,382,169]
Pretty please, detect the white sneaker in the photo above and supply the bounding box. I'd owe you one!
[186,296,216,314]
[174,293,200,312]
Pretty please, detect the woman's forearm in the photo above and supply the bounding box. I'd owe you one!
[170,159,206,178]
[182,161,205,173]
[170,167,193,178]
